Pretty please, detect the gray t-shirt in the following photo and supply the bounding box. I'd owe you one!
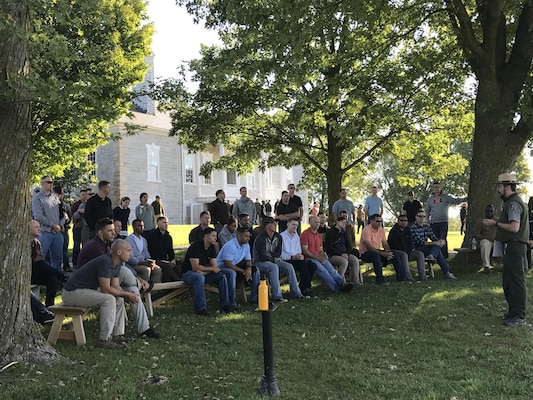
[64,254,119,291]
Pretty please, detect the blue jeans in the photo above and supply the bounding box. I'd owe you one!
[308,259,344,292]
[181,270,230,312]
[254,261,283,300]
[219,267,237,306]
[38,231,64,271]
[416,245,450,275]
[276,260,303,298]
[361,251,385,283]
[430,222,449,258]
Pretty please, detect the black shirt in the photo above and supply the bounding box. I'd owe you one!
[209,198,230,225]
[182,241,217,273]
[387,224,414,254]
[85,194,112,231]
[146,229,175,261]
[276,201,298,232]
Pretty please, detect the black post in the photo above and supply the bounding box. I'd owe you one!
[258,308,280,397]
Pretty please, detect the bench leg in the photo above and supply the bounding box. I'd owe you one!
[71,315,87,346]
[47,314,66,345]
[144,293,154,318]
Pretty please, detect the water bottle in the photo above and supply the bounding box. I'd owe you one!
[258,275,269,311]
[471,238,477,250]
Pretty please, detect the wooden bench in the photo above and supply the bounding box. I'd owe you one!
[47,303,91,346]
[144,281,220,317]
[424,258,436,278]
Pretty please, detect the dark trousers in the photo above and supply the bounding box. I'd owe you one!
[62,228,70,269]
[357,219,364,233]
[430,222,449,258]
[32,259,64,307]
[361,251,403,283]
[72,227,82,267]
[502,242,527,319]
[285,259,316,291]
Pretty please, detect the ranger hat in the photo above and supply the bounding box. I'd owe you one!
[496,173,518,184]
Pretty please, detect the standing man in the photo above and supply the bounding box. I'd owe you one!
[232,187,256,226]
[276,190,300,232]
[84,180,113,242]
[363,186,383,224]
[356,205,365,234]
[332,188,356,223]
[209,189,230,233]
[425,180,467,258]
[135,192,155,232]
[151,195,165,225]
[254,198,262,225]
[71,189,87,269]
[402,191,423,225]
[483,173,529,327]
[288,184,303,233]
[473,204,498,273]
[31,176,64,271]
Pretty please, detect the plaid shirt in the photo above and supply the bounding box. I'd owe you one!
[410,223,439,249]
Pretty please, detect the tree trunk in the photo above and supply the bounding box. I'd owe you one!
[0,1,59,363]
[326,133,344,222]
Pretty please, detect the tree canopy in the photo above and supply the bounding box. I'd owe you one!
[157,0,472,212]
[28,0,153,184]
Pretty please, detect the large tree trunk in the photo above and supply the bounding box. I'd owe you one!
[445,1,533,255]
[0,1,59,363]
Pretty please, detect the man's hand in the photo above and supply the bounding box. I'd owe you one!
[126,292,140,304]
[244,267,252,281]
[341,253,349,259]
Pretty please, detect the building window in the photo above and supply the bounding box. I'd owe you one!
[227,169,237,185]
[204,174,212,185]
[185,154,194,183]
[87,152,96,177]
[247,174,255,189]
[146,143,160,182]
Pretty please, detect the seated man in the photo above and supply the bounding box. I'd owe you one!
[62,239,140,349]
[387,215,423,281]
[280,219,317,296]
[30,293,55,325]
[359,214,406,284]
[182,227,231,316]
[473,204,498,272]
[217,227,260,304]
[145,216,176,282]
[410,210,457,279]
[325,217,362,285]
[253,217,305,301]
[78,218,160,339]
[30,220,65,307]
[189,211,215,245]
[126,219,162,283]
[218,215,238,248]
[300,216,353,293]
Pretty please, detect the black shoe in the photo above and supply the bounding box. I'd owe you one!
[42,314,55,324]
[196,309,210,316]
[140,327,160,339]
[220,306,232,314]
[503,316,526,327]
[302,288,312,297]
[340,283,354,293]
[230,304,242,313]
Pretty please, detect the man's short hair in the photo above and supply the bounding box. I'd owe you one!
[236,226,249,235]
[339,210,348,216]
[228,216,238,226]
[157,216,167,223]
[95,217,113,232]
[155,195,160,199]
[286,218,299,224]
[216,189,224,196]
[263,216,276,227]
[281,190,288,196]
[98,180,110,189]
[339,188,346,193]
[240,186,247,191]
[111,238,128,253]
[369,214,381,221]
[203,227,216,237]
[79,189,87,195]
[132,219,142,228]
[200,210,210,217]
[337,216,346,223]
[139,192,148,201]
[52,185,62,195]
[318,212,326,217]
[239,213,249,219]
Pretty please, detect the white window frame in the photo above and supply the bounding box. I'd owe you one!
[146,143,161,182]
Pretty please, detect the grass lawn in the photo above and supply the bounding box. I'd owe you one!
[2,257,533,399]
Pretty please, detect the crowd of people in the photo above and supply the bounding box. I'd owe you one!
[29,173,530,348]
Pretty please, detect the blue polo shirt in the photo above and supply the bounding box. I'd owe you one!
[217,237,251,267]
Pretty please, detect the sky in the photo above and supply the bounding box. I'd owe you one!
[147,0,219,80]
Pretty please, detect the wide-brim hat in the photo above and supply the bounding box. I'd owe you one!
[496,173,518,184]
